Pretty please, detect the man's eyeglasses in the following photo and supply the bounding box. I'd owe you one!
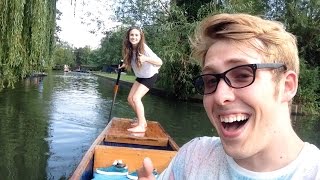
[193,63,287,95]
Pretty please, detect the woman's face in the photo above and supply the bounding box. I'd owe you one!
[129,29,141,47]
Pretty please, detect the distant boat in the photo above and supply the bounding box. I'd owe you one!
[64,64,71,72]
[70,117,179,180]
[30,72,47,77]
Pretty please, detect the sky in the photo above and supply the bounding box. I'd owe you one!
[56,0,119,49]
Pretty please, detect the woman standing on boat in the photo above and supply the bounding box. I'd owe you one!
[120,27,163,133]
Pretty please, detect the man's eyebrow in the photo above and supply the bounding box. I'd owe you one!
[202,58,250,73]
[202,66,217,73]
[226,58,250,64]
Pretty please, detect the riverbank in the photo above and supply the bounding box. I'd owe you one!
[92,71,202,103]
[92,71,304,115]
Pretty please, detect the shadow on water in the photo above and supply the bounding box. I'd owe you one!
[0,71,319,179]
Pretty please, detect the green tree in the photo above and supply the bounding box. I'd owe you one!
[283,0,320,67]
[53,42,75,68]
[73,46,93,67]
[98,0,319,111]
[142,5,199,99]
[0,0,56,90]
[278,0,320,113]
[295,59,320,114]
[98,29,124,65]
[174,0,213,21]
[151,1,263,99]
[114,0,170,26]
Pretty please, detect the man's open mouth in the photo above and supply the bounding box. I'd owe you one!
[220,114,249,131]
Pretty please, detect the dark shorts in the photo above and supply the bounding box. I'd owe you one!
[136,74,158,89]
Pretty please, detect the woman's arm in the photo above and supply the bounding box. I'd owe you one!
[141,44,163,66]
[139,54,163,66]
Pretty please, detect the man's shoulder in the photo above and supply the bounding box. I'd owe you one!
[303,142,320,158]
[302,142,320,164]
[292,142,320,179]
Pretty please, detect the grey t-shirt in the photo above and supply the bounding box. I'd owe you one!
[158,137,320,180]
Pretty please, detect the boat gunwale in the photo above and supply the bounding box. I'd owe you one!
[69,117,179,179]
[69,121,112,180]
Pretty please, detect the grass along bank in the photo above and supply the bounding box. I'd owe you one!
[92,71,192,101]
[93,71,136,83]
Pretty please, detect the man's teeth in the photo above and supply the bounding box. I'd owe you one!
[220,114,248,123]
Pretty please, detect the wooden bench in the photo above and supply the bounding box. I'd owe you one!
[93,145,176,172]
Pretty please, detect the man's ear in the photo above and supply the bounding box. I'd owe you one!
[281,71,298,103]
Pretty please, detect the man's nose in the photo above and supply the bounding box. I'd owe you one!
[211,79,235,105]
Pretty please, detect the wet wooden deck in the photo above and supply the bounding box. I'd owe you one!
[105,118,170,147]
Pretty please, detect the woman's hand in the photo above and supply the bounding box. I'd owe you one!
[139,53,162,66]
[139,53,148,63]
[118,62,126,69]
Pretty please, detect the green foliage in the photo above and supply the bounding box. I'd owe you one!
[159,59,201,100]
[52,42,101,70]
[283,0,320,67]
[269,0,320,114]
[150,2,263,100]
[295,59,320,115]
[96,0,319,111]
[74,46,92,66]
[98,29,125,65]
[175,0,212,21]
[142,5,199,99]
[53,42,76,67]
[0,0,56,90]
[114,0,170,26]
[196,0,266,20]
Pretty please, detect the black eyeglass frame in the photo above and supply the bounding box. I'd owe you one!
[193,63,287,95]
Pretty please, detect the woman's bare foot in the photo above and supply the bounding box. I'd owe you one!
[127,124,147,133]
[130,132,146,137]
[131,121,139,127]
[131,118,147,127]
[130,117,138,127]
[131,122,148,127]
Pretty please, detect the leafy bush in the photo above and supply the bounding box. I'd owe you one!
[295,59,320,114]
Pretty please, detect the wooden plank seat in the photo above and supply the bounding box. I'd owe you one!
[93,145,176,173]
[105,118,169,147]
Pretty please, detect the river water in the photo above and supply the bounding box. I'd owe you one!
[0,71,319,180]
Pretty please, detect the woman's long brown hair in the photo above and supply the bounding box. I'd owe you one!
[122,27,145,70]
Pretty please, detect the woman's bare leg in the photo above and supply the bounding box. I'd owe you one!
[127,83,139,126]
[127,82,139,113]
[127,81,149,132]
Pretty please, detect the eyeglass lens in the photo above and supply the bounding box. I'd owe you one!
[195,65,255,95]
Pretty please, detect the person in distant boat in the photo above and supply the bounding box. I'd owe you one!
[137,13,320,179]
[119,27,162,133]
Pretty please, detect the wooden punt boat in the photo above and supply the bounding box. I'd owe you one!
[70,117,179,180]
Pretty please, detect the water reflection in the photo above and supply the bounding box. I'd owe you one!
[0,77,49,179]
[0,71,319,179]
